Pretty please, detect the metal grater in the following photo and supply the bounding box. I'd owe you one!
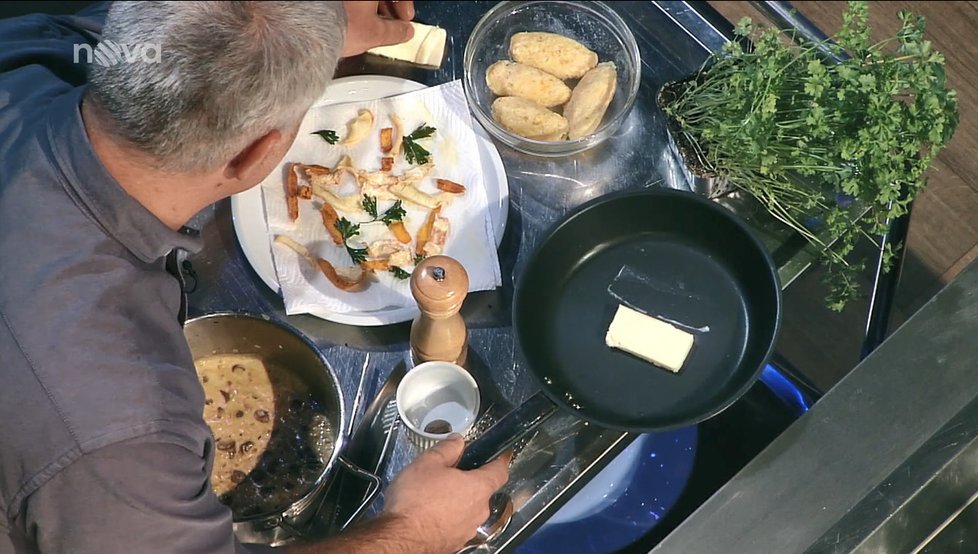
[463,404,536,466]
[465,403,498,441]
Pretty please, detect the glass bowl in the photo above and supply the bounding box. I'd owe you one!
[463,0,641,157]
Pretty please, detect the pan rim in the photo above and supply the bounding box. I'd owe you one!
[513,188,783,432]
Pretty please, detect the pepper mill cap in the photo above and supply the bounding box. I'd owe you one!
[411,255,469,318]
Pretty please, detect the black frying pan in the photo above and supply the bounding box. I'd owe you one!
[458,188,782,470]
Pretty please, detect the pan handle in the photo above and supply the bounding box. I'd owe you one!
[457,392,558,470]
[336,456,384,531]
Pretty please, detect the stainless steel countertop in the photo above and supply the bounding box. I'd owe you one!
[652,249,978,553]
[184,2,821,550]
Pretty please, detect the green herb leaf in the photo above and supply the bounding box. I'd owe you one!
[347,247,368,265]
[362,195,378,219]
[334,217,368,264]
[403,124,436,165]
[403,141,429,165]
[414,253,426,265]
[390,266,411,280]
[334,218,360,241]
[380,200,407,225]
[312,129,339,144]
[407,125,436,141]
[659,0,958,311]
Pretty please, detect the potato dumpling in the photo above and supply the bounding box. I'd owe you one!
[486,61,572,108]
[509,32,598,80]
[491,96,569,141]
[564,62,618,139]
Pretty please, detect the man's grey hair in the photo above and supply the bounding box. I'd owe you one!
[87,1,346,173]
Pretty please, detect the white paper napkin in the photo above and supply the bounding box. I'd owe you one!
[261,80,502,319]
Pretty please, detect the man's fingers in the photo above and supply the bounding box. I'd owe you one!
[371,17,415,49]
[377,1,395,19]
[470,451,512,492]
[389,0,416,21]
[422,434,465,467]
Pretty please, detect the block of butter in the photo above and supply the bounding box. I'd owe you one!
[605,304,694,373]
[367,22,447,68]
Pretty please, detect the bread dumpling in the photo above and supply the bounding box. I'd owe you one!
[509,32,598,80]
[491,96,568,141]
[564,62,618,139]
[486,61,572,108]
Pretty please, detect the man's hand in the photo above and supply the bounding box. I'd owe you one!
[287,435,511,554]
[383,435,512,554]
[342,1,416,58]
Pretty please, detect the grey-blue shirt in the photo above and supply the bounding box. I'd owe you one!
[0,6,276,553]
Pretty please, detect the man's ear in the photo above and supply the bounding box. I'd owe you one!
[224,129,283,183]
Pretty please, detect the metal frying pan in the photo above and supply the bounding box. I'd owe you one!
[458,189,782,470]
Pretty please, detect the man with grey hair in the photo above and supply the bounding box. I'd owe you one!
[0,2,510,553]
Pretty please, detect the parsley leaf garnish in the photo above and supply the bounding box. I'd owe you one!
[380,200,406,225]
[347,246,368,264]
[338,199,407,264]
[414,253,426,265]
[312,129,339,144]
[361,195,378,219]
[407,124,436,140]
[390,266,411,280]
[335,218,359,240]
[360,198,406,226]
[334,217,367,264]
[403,124,436,165]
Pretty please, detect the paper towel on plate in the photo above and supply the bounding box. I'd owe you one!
[260,80,502,320]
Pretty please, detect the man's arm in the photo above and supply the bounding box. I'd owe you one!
[19,434,508,554]
[289,436,511,554]
[18,436,274,554]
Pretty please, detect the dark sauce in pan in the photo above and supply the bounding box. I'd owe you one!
[200,357,336,519]
[220,392,335,518]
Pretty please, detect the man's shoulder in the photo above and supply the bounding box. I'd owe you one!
[0,247,206,445]
[0,2,110,165]
[0,234,209,518]
[0,6,105,144]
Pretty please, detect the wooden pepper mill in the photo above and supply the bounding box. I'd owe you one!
[410,255,469,366]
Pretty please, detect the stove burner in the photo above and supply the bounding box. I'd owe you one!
[517,365,814,553]
[760,364,812,416]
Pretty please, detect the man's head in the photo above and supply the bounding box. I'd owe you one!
[86,1,345,193]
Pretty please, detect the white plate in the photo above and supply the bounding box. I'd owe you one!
[230,75,510,326]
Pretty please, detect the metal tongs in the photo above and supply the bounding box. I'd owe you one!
[331,360,408,530]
